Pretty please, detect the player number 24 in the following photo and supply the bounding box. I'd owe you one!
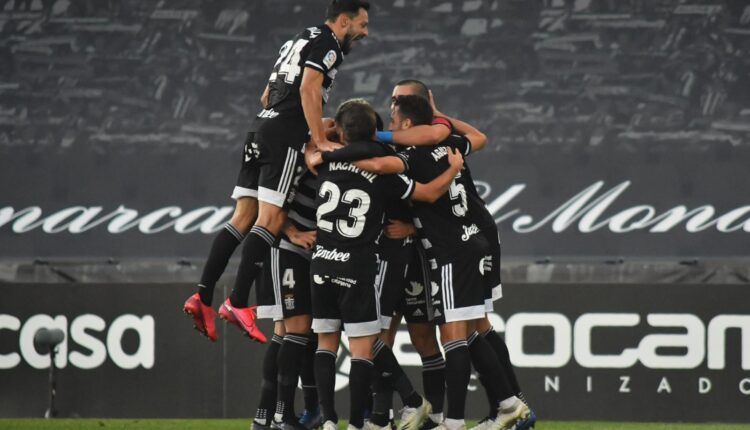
[317,181,371,238]
[274,39,309,84]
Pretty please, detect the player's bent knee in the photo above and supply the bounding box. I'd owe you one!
[284,315,312,333]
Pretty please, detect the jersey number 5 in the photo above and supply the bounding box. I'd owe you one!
[449,180,468,217]
[317,181,371,238]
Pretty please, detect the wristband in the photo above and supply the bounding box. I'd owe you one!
[376,131,393,143]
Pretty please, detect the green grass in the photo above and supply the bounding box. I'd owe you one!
[1,420,750,430]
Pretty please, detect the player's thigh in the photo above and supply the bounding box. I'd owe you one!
[310,272,343,335]
[433,251,486,325]
[339,266,381,340]
[277,247,313,328]
[231,131,262,204]
[255,123,307,213]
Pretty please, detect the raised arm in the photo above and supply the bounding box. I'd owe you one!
[438,115,487,153]
[378,123,451,147]
[429,90,487,152]
[411,148,463,203]
[353,156,406,175]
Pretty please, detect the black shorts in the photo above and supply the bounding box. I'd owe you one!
[431,248,487,324]
[256,242,312,321]
[393,244,434,324]
[232,115,308,208]
[310,260,381,338]
[376,245,414,329]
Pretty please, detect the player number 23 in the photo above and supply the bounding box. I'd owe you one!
[316,181,371,238]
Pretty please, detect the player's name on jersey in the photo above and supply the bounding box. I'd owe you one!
[328,162,378,183]
[312,245,351,262]
[431,146,450,161]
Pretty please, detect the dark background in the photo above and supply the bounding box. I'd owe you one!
[2,282,749,421]
[2,0,750,261]
[1,0,750,422]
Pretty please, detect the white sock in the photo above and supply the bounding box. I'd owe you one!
[499,396,520,411]
[429,413,444,423]
[444,418,465,430]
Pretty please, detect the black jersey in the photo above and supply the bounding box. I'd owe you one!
[280,171,318,256]
[265,25,343,116]
[399,136,489,259]
[313,141,415,279]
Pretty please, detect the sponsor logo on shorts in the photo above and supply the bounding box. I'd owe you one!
[312,245,351,262]
[461,223,480,242]
[405,281,424,297]
[331,277,357,288]
[284,294,295,310]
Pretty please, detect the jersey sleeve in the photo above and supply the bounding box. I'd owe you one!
[305,33,341,75]
[444,135,472,156]
[383,173,415,201]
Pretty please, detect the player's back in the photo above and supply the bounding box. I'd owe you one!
[313,141,414,278]
[400,137,489,259]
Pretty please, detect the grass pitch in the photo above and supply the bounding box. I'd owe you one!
[1,420,750,430]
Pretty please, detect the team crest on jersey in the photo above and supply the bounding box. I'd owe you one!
[323,50,337,69]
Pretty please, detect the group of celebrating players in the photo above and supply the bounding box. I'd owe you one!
[182,1,536,430]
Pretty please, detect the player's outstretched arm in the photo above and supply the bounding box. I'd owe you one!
[440,115,487,153]
[379,123,451,147]
[284,222,317,250]
[352,155,405,175]
[429,90,487,152]
[300,68,338,152]
[411,148,463,203]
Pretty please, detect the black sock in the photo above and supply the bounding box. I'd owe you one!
[372,339,422,408]
[443,340,470,421]
[370,369,394,427]
[421,353,445,415]
[468,331,514,405]
[315,349,338,424]
[198,223,244,305]
[301,335,319,412]
[275,333,309,423]
[229,225,275,307]
[349,358,374,429]
[482,328,523,397]
[255,334,283,425]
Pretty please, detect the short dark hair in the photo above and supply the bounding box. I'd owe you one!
[395,79,430,101]
[336,98,377,142]
[326,0,370,22]
[392,95,433,126]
